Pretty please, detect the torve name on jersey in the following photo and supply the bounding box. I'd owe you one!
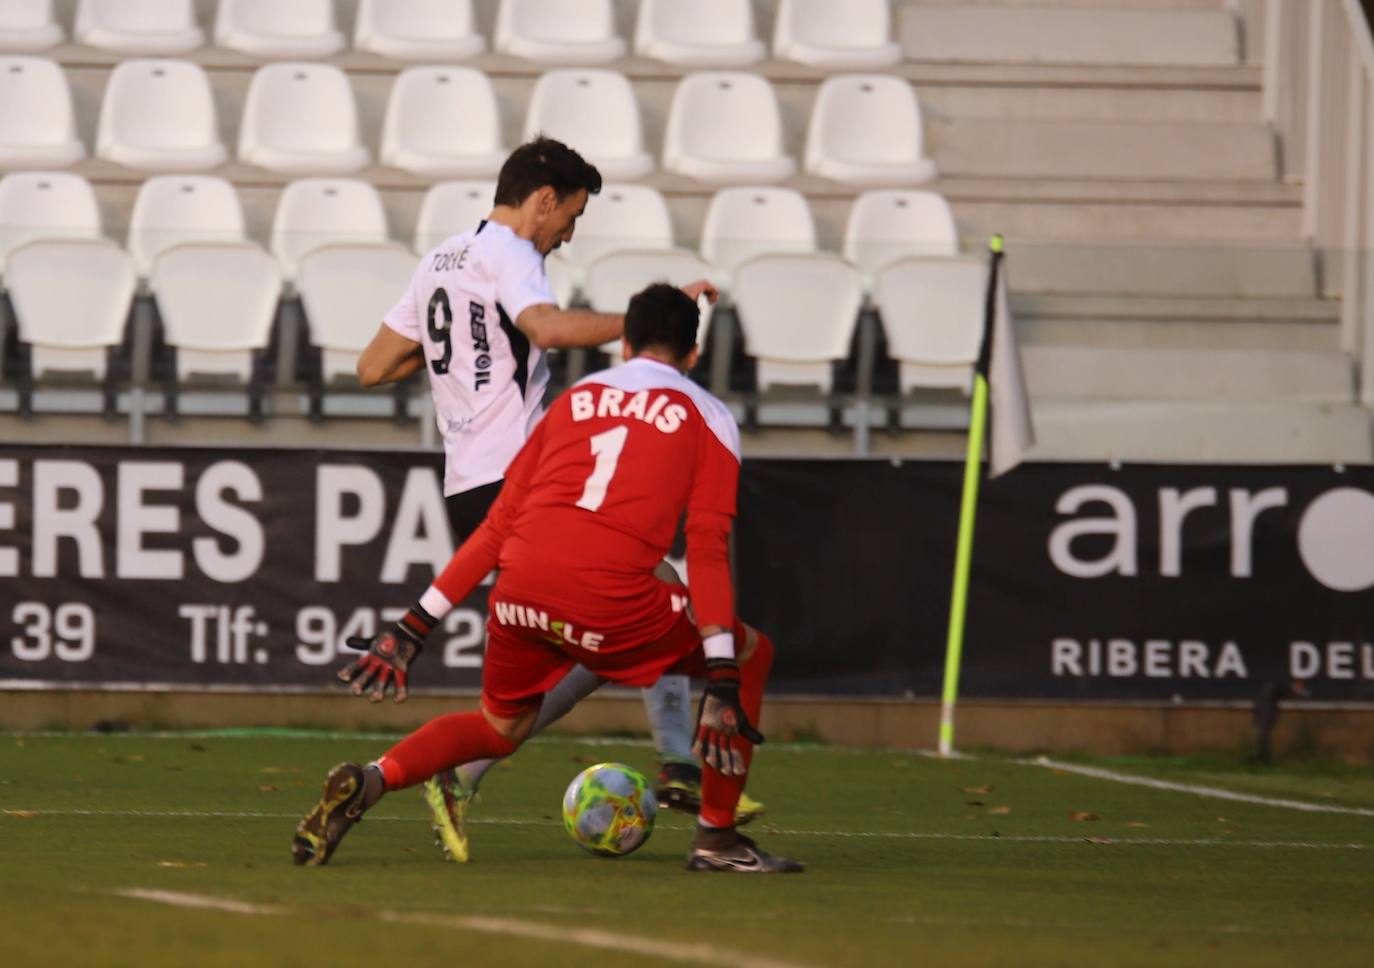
[569,387,688,433]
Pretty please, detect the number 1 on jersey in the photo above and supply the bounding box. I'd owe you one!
[575,425,629,512]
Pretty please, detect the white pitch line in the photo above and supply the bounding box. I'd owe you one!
[113,888,808,968]
[115,888,284,916]
[8,808,1369,850]
[1025,757,1374,818]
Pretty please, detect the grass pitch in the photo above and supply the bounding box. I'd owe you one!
[1,731,1371,967]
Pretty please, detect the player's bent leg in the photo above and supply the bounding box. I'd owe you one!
[686,629,802,873]
[424,665,606,863]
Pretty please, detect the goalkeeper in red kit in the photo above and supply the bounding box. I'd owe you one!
[292,282,802,873]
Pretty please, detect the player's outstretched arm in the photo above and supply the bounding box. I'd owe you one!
[357,324,425,386]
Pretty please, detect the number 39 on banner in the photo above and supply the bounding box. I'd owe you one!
[10,602,96,662]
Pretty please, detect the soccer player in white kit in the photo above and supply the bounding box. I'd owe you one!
[348,138,756,861]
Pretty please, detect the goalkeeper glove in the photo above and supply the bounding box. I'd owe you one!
[336,606,433,703]
[692,658,764,776]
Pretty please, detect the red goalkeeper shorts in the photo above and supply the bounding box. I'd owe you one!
[478,580,712,719]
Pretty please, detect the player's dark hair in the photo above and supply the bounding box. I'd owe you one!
[624,283,699,363]
[493,136,603,207]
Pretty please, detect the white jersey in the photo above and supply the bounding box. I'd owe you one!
[383,220,555,496]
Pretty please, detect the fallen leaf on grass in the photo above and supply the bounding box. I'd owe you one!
[987,806,1012,815]
[965,800,985,807]
[3,810,35,818]
[962,785,994,794]
[1125,821,1148,828]
[257,784,280,793]
[1069,811,1100,822]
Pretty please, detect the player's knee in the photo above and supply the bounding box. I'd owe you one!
[738,623,774,673]
[480,704,537,752]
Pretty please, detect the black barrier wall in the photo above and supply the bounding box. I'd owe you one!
[1,446,1371,702]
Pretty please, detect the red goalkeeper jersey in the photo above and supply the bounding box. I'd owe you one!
[431,356,742,633]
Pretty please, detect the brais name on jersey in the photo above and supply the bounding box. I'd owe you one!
[569,386,688,433]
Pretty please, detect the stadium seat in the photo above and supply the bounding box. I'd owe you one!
[96,59,226,171]
[0,0,63,51]
[6,238,135,381]
[150,243,282,384]
[0,171,101,273]
[414,180,494,253]
[495,0,626,64]
[560,183,672,274]
[634,0,765,67]
[296,242,417,382]
[381,66,505,178]
[699,186,816,284]
[238,63,369,174]
[354,0,485,61]
[523,70,654,180]
[75,0,204,55]
[127,175,247,275]
[805,75,937,186]
[0,57,86,167]
[271,178,392,281]
[873,255,988,393]
[663,72,795,184]
[583,248,716,360]
[731,253,864,393]
[844,190,959,285]
[773,0,902,69]
[214,0,344,58]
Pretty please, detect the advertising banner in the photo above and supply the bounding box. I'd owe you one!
[1,446,1371,701]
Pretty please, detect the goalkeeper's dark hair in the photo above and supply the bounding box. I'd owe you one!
[494,136,602,207]
[624,283,699,363]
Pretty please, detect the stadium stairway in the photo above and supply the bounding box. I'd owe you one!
[4,0,1362,463]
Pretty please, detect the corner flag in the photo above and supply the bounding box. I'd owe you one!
[938,236,1034,756]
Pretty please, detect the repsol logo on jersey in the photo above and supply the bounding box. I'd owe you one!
[569,387,688,433]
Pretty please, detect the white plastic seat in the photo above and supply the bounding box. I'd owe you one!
[127,175,247,275]
[495,0,626,64]
[873,255,988,393]
[699,187,816,284]
[271,178,392,281]
[561,184,672,274]
[239,63,369,174]
[381,67,505,177]
[844,190,958,285]
[354,0,485,61]
[584,248,715,360]
[75,0,204,55]
[634,0,764,67]
[7,238,135,380]
[414,180,494,253]
[731,253,863,393]
[97,59,226,171]
[151,243,282,382]
[523,70,654,180]
[773,0,902,69]
[214,0,343,58]
[0,57,85,167]
[663,72,795,184]
[805,75,936,186]
[0,171,101,273]
[297,243,418,381]
[0,0,64,51]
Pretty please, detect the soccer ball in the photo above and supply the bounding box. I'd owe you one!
[561,762,657,857]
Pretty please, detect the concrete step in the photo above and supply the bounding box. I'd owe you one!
[907,0,1227,7]
[1006,241,1316,298]
[919,85,1260,123]
[950,199,1297,242]
[932,118,1277,181]
[1023,345,1354,402]
[899,6,1240,67]
[1026,399,1374,464]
